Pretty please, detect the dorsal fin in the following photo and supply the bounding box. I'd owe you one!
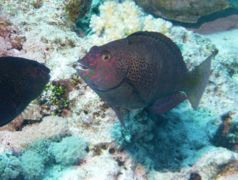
[127,31,183,61]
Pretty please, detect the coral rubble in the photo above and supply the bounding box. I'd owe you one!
[0,16,25,56]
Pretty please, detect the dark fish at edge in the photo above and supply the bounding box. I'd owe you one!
[0,56,50,126]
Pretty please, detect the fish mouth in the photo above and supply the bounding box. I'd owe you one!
[40,63,50,74]
[76,62,89,72]
[39,63,51,81]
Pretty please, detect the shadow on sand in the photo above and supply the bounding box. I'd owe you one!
[112,103,217,171]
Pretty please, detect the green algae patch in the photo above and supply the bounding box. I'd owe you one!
[39,82,70,116]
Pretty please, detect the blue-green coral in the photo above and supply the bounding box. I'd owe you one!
[20,150,45,180]
[0,136,88,180]
[0,153,22,179]
[112,102,218,170]
[49,136,88,166]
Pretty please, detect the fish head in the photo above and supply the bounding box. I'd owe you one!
[17,59,50,97]
[77,43,128,91]
[22,61,50,96]
[0,56,50,126]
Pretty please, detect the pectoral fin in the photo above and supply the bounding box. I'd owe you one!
[148,92,187,115]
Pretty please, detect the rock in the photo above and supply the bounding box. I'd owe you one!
[0,116,69,151]
[216,161,238,180]
[191,14,238,34]
[134,0,231,23]
[212,112,238,151]
[0,16,25,55]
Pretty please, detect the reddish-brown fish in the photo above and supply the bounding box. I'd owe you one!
[77,31,217,124]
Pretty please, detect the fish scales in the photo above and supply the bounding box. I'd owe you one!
[124,32,187,102]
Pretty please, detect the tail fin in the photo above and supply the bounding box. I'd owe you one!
[184,49,218,108]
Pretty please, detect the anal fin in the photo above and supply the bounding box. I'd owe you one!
[148,92,187,115]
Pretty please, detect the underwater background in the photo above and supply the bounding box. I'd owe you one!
[0,0,238,179]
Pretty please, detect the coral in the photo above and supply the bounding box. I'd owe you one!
[0,116,69,151]
[201,52,238,115]
[190,148,238,180]
[150,148,238,179]
[65,0,92,23]
[0,135,88,179]
[0,16,25,56]
[73,87,105,125]
[216,161,238,180]
[20,150,45,180]
[0,152,22,179]
[219,54,238,77]
[0,0,238,179]
[212,112,238,151]
[60,153,120,179]
[49,136,88,166]
[90,1,144,41]
[112,102,217,170]
[1,0,84,80]
[32,0,43,9]
[26,139,52,163]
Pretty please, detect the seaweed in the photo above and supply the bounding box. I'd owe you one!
[39,81,70,116]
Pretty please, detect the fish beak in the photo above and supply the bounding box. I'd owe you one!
[75,61,89,72]
[40,63,50,74]
[38,63,50,81]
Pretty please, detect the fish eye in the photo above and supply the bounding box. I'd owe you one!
[101,51,111,61]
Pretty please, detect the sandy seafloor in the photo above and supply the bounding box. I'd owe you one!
[0,0,238,180]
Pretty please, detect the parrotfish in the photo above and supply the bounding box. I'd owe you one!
[0,56,50,126]
[76,31,218,124]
